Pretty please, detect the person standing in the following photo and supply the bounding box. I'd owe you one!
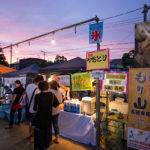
[49,80,63,144]
[33,81,59,150]
[26,75,44,142]
[5,80,25,129]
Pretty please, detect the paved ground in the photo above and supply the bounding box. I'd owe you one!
[0,119,95,150]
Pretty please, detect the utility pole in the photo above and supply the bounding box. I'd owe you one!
[10,44,12,67]
[95,16,102,150]
[41,50,46,60]
[142,4,150,22]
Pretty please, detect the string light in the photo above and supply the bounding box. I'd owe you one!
[15,50,19,54]
[51,39,56,44]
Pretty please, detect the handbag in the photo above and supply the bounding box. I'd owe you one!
[26,88,37,119]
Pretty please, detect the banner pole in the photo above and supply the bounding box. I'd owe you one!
[96,42,101,149]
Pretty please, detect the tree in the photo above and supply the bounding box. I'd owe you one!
[0,53,8,66]
[54,55,67,64]
[121,50,136,68]
[37,60,54,68]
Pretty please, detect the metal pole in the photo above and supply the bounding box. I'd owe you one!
[41,50,46,60]
[10,44,12,67]
[106,91,109,118]
[95,16,101,149]
[2,16,98,50]
[106,91,109,131]
[142,4,148,22]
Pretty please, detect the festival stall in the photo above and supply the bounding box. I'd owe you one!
[41,57,96,145]
[40,55,130,146]
[0,65,16,102]
[0,64,41,122]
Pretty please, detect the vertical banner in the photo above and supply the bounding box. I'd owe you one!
[89,22,103,44]
[71,72,92,91]
[128,68,150,150]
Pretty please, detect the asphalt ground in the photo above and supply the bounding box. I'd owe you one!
[0,119,95,150]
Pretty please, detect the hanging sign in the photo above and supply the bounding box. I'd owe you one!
[71,72,92,91]
[101,71,128,93]
[89,22,103,44]
[92,70,104,80]
[128,68,150,150]
[86,49,110,71]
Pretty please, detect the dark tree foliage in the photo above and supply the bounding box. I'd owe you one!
[0,53,8,66]
[54,55,67,64]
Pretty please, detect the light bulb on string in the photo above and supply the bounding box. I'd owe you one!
[15,50,19,54]
[51,32,56,45]
[51,39,56,45]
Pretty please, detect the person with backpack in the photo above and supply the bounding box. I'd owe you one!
[33,81,59,150]
[25,75,44,142]
[5,80,25,129]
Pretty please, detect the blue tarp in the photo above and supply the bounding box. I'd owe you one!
[3,64,41,77]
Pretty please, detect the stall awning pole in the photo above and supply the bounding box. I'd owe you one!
[95,18,102,149]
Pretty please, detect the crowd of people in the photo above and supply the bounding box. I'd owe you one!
[4,75,63,150]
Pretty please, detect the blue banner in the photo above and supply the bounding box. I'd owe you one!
[89,22,103,44]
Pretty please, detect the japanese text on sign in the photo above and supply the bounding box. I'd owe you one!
[101,72,128,93]
[89,22,103,44]
[71,72,92,91]
[128,68,150,132]
[57,75,70,86]
[92,70,104,80]
[86,49,110,71]
[127,127,150,150]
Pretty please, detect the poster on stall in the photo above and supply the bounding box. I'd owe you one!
[101,71,128,93]
[71,72,92,91]
[4,76,26,88]
[128,68,150,150]
[86,49,110,71]
[135,22,150,67]
[57,75,70,86]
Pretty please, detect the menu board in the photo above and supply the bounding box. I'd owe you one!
[71,72,92,91]
[101,71,128,93]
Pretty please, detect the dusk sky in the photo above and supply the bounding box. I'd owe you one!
[0,0,150,63]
